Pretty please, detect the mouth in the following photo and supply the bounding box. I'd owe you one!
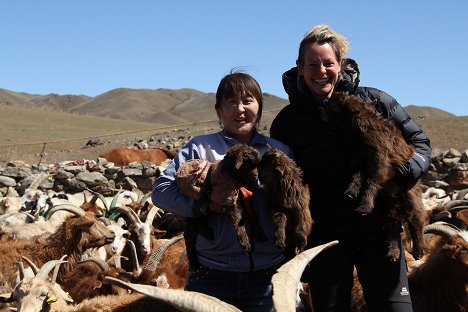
[314,78,331,85]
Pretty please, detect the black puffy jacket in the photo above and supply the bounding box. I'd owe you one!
[270,59,432,243]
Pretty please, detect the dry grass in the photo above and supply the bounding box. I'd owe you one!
[0,102,466,167]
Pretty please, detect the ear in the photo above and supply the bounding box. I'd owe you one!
[234,157,243,170]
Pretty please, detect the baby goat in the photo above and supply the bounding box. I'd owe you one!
[321,91,426,261]
[258,146,313,260]
[176,144,262,266]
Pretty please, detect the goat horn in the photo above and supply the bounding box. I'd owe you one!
[424,221,461,241]
[78,258,109,271]
[45,204,86,219]
[114,255,129,269]
[51,255,68,283]
[272,240,339,312]
[16,261,26,281]
[86,188,109,210]
[138,192,152,206]
[143,235,184,272]
[35,259,67,280]
[109,188,124,210]
[28,172,49,190]
[455,188,468,200]
[144,205,161,226]
[448,205,468,214]
[21,256,40,275]
[125,239,141,273]
[444,200,468,210]
[114,206,142,225]
[104,276,242,312]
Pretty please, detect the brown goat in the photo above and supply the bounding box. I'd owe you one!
[0,209,115,288]
[321,92,426,261]
[100,147,177,166]
[258,146,313,260]
[176,144,262,267]
[408,223,468,312]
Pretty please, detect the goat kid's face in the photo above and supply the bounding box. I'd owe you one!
[258,150,283,190]
[222,144,260,188]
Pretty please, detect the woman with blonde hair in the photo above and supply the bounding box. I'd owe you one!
[271,24,431,312]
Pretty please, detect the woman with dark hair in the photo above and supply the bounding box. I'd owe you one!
[152,71,291,312]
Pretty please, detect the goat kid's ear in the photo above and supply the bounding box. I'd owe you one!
[234,157,243,170]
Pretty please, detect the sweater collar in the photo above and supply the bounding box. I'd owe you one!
[220,128,268,146]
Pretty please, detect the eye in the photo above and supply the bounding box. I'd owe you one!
[243,97,255,105]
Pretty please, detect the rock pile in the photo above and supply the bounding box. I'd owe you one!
[0,148,467,200]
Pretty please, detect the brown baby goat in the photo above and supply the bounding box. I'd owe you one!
[321,92,426,261]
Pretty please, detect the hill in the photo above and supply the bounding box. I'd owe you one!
[0,88,466,166]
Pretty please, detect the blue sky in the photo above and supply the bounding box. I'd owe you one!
[1,1,467,116]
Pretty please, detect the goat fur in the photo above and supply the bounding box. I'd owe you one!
[0,211,115,288]
[176,144,262,267]
[258,146,313,260]
[321,92,426,261]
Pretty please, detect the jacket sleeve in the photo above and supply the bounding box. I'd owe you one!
[370,89,432,181]
[152,141,208,218]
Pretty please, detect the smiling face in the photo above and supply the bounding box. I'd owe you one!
[217,94,260,144]
[215,73,263,144]
[298,42,341,101]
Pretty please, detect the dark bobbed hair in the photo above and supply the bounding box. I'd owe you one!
[215,70,263,125]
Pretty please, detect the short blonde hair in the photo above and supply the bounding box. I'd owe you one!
[297,24,349,66]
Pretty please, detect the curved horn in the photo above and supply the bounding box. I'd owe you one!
[272,240,339,312]
[45,204,86,220]
[78,258,110,271]
[86,188,109,211]
[143,235,184,271]
[103,276,242,312]
[28,172,49,190]
[51,255,68,283]
[114,255,129,269]
[35,259,67,280]
[455,188,468,200]
[444,200,468,210]
[21,256,40,275]
[125,239,141,273]
[114,206,142,225]
[109,188,124,210]
[424,221,461,241]
[144,205,161,226]
[16,261,26,281]
[138,192,152,206]
[448,205,468,214]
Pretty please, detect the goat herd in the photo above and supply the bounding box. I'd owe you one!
[0,147,467,310]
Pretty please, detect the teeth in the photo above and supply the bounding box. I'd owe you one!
[315,79,329,84]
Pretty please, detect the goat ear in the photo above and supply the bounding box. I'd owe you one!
[153,228,167,238]
[75,218,94,230]
[234,157,243,170]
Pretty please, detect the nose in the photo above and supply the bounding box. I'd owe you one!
[319,64,327,74]
[234,102,245,112]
